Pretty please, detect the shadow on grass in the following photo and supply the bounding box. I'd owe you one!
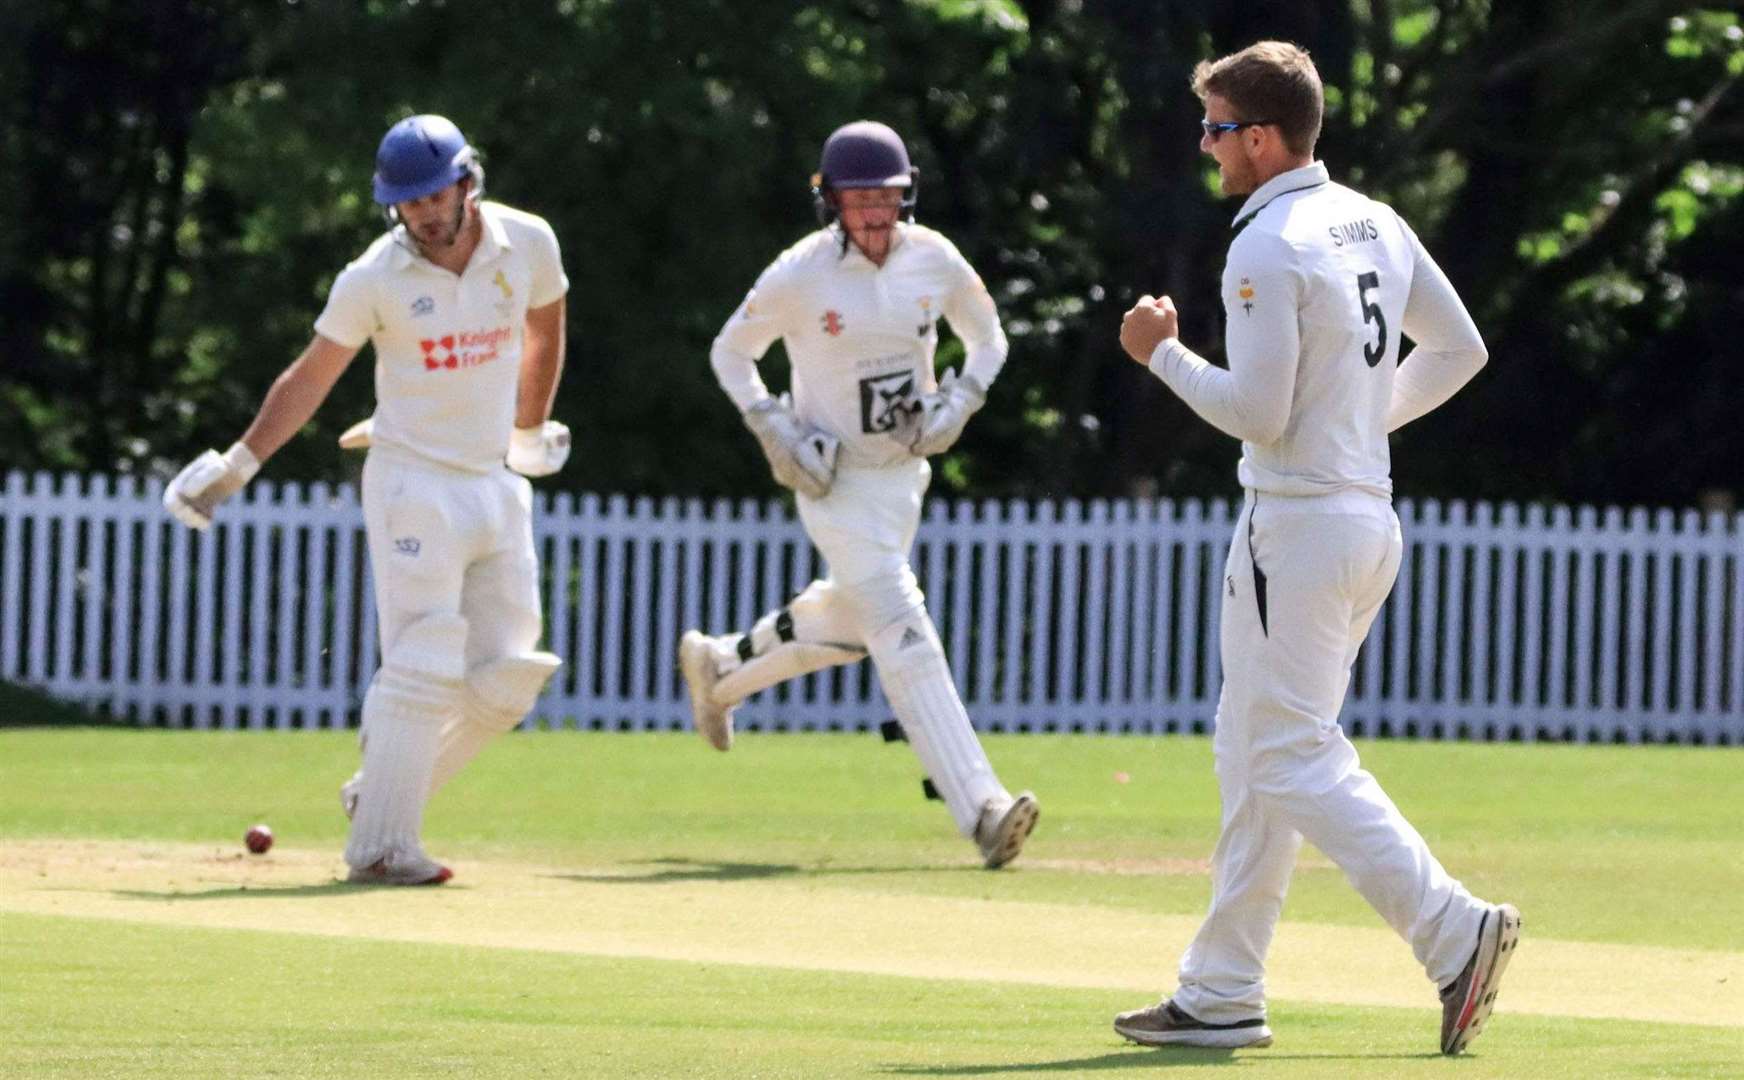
[882,1046,1443,1074]
[551,857,971,885]
[109,880,461,900]
[880,1049,1236,1073]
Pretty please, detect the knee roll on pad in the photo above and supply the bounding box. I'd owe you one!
[837,571,926,638]
[468,652,561,717]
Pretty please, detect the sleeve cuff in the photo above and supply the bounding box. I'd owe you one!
[1147,337,1185,381]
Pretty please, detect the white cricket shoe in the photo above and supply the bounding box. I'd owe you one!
[679,630,735,751]
[974,791,1039,869]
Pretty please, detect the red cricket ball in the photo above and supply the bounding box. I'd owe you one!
[244,824,274,855]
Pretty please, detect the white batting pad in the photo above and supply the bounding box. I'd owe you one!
[709,581,867,706]
[428,652,561,794]
[344,614,467,871]
[865,613,1005,836]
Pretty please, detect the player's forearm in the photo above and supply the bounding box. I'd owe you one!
[1386,342,1487,432]
[238,351,347,463]
[1391,248,1488,431]
[1149,339,1292,444]
[516,300,566,427]
[515,347,563,427]
[960,335,1008,390]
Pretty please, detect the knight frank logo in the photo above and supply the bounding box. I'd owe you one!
[421,335,459,369]
[821,310,845,336]
[859,370,918,435]
[420,327,512,371]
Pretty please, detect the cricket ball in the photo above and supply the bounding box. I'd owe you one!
[244,824,274,855]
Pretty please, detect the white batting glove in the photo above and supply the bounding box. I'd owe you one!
[743,394,840,500]
[506,420,572,477]
[163,442,261,530]
[909,369,987,458]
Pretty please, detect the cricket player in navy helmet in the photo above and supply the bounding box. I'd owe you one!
[678,120,1039,869]
[1112,43,1518,1054]
[164,114,573,885]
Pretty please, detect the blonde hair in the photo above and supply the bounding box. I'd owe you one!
[1192,41,1323,156]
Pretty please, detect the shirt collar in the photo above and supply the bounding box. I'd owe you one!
[386,201,510,270]
[1231,161,1329,231]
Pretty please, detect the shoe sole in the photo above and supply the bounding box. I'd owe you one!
[1444,903,1521,1055]
[679,632,732,752]
[982,794,1040,869]
[1114,1023,1274,1049]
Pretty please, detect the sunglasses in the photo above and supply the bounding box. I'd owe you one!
[1201,119,1274,139]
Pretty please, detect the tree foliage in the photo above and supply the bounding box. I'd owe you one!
[1,0,1738,506]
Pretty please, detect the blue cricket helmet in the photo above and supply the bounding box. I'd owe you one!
[372,115,477,205]
[811,120,919,226]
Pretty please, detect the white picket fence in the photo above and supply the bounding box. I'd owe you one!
[1,470,1740,742]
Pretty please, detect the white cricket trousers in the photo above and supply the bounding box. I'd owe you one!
[361,448,543,667]
[1171,490,1487,1024]
[798,459,1007,835]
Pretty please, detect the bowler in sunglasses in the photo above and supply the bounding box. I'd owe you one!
[1114,40,1516,1057]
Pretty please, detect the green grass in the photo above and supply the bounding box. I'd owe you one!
[6,913,1742,1080]
[3,729,1739,951]
[3,729,1742,1078]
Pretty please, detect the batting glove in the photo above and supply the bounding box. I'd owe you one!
[163,442,261,530]
[909,369,987,458]
[507,420,572,477]
[743,394,840,500]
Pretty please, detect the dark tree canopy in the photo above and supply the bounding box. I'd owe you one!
[2,1,1738,508]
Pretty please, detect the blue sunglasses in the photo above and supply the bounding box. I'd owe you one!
[1201,119,1274,139]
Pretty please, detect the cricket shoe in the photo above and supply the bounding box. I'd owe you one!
[1113,999,1273,1049]
[1440,902,1521,1055]
[679,630,735,751]
[346,851,453,887]
[974,791,1039,869]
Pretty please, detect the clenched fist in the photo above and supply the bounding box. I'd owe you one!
[1120,294,1180,366]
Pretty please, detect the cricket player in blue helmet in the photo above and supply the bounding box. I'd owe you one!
[165,113,574,885]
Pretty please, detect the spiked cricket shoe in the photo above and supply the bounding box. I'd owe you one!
[974,791,1039,869]
[679,631,735,751]
[346,851,453,887]
[1114,999,1273,1049]
[1440,902,1522,1055]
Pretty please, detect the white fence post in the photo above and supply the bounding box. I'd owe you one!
[0,469,1738,743]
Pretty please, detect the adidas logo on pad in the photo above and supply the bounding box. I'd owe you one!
[898,627,924,650]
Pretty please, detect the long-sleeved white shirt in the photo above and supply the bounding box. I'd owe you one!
[711,222,1008,469]
[1148,162,1487,497]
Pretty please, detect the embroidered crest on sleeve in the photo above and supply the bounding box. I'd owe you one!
[1238,278,1255,316]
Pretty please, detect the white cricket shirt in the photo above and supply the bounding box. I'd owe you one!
[314,201,568,474]
[1149,162,1487,497]
[711,223,1008,469]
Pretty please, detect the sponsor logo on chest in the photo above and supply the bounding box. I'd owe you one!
[419,326,513,371]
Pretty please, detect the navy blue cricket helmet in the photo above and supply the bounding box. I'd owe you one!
[372,115,480,206]
[811,120,919,226]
